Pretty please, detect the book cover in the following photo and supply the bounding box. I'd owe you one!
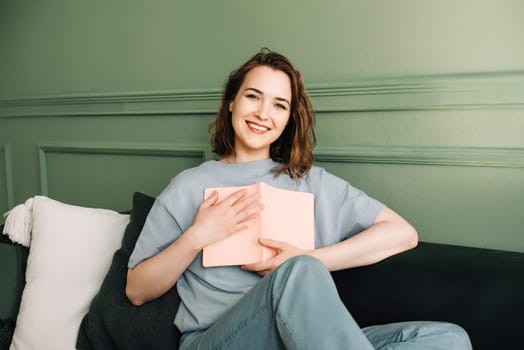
[202,182,315,267]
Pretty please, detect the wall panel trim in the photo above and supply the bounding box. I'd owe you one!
[1,144,15,209]
[35,142,524,198]
[38,142,213,196]
[314,145,524,168]
[1,71,523,118]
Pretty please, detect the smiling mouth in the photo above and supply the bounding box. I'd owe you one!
[246,121,269,133]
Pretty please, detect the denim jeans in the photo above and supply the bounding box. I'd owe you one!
[179,256,472,350]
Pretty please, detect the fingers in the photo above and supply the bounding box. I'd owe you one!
[200,188,266,240]
[242,240,308,276]
[258,238,287,250]
[218,190,264,225]
[242,260,271,273]
[234,218,257,231]
[202,190,219,207]
[221,188,249,206]
[241,242,283,273]
[235,201,264,225]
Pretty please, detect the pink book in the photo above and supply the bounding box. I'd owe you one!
[202,182,315,267]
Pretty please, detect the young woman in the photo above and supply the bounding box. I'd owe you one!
[126,51,472,349]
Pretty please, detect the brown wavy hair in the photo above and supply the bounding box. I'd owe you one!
[209,50,316,179]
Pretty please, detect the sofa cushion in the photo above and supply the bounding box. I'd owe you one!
[0,228,28,349]
[0,318,15,350]
[0,228,28,321]
[9,196,129,350]
[331,242,524,350]
[76,192,181,350]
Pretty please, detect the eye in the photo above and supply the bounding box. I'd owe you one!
[246,93,259,100]
[275,103,288,110]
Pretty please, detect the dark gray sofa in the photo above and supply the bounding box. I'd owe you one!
[1,193,523,349]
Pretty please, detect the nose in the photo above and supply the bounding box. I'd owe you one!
[256,101,270,120]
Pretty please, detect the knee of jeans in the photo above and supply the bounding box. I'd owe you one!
[276,255,328,281]
[270,255,330,294]
[282,255,325,271]
[438,323,472,350]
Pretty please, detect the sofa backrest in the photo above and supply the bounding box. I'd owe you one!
[0,225,28,321]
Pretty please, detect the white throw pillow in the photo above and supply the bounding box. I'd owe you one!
[10,196,130,350]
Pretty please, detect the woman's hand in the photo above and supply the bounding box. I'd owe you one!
[190,189,264,249]
[241,238,310,276]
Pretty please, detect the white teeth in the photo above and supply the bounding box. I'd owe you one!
[248,122,268,131]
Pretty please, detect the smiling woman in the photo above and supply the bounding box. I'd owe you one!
[209,51,316,179]
[227,66,292,163]
[125,50,472,350]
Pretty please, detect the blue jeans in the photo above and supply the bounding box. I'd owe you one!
[179,256,472,350]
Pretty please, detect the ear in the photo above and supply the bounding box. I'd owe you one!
[228,101,233,112]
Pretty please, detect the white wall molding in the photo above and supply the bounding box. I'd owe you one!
[34,142,524,199]
[38,142,212,195]
[314,145,524,168]
[1,71,523,118]
[0,144,15,209]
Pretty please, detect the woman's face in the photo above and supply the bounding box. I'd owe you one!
[228,65,292,162]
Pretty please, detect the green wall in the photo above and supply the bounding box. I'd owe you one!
[1,0,523,252]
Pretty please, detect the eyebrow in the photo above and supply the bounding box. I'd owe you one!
[244,87,291,106]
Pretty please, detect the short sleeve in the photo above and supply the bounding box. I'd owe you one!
[310,167,384,245]
[335,181,384,241]
[128,199,182,268]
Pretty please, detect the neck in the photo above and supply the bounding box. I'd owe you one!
[220,152,270,164]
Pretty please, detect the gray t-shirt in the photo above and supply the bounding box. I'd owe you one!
[128,159,384,333]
